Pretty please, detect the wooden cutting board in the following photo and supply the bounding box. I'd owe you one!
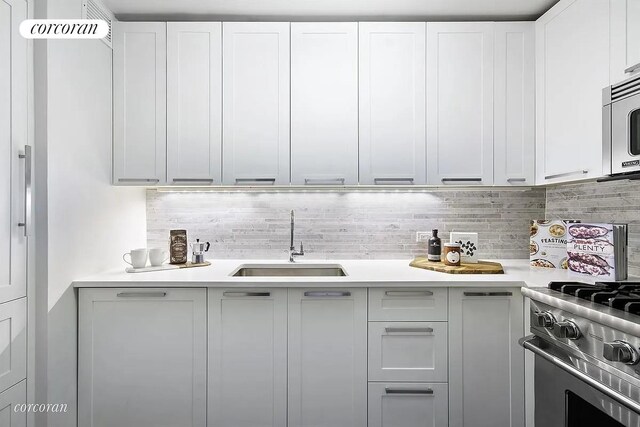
[410,257,504,274]
[126,261,211,273]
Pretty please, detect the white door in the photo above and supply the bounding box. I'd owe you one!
[359,22,426,185]
[535,0,610,184]
[291,23,358,186]
[494,22,535,186]
[611,0,640,83]
[0,380,26,427]
[78,288,207,427]
[368,382,448,427]
[0,0,27,304]
[167,22,222,185]
[426,23,494,185]
[0,299,26,393]
[288,289,367,427]
[208,289,287,427]
[222,22,290,185]
[113,22,167,185]
[448,288,524,427]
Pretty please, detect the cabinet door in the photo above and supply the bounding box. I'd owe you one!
[167,22,222,185]
[368,288,448,322]
[0,298,26,393]
[291,23,358,186]
[611,0,640,83]
[0,0,27,303]
[222,22,290,185]
[0,380,26,427]
[78,288,207,427]
[449,288,524,427]
[113,22,167,185]
[359,23,426,185]
[368,382,448,427]
[426,23,494,185]
[208,289,287,427]
[288,288,367,427]
[535,0,610,184]
[494,22,535,186]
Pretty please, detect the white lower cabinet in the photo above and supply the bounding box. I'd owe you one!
[0,298,26,394]
[208,289,287,427]
[288,288,367,427]
[0,380,26,427]
[448,288,524,427]
[368,382,448,427]
[78,288,207,427]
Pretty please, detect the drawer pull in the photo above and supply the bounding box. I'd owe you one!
[172,178,214,183]
[441,177,482,183]
[235,178,276,185]
[373,178,414,185]
[117,178,160,183]
[385,387,434,395]
[385,291,433,297]
[385,327,434,334]
[223,291,271,297]
[116,292,167,298]
[304,291,351,297]
[544,170,588,180]
[506,177,527,183]
[304,178,345,185]
[464,291,512,297]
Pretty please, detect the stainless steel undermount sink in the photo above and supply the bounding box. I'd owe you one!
[231,264,347,277]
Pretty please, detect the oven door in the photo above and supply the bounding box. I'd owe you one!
[521,336,640,427]
[612,92,640,175]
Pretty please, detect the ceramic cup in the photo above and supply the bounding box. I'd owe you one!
[123,248,148,269]
[148,248,169,267]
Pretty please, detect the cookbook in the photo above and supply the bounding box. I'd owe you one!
[530,219,579,269]
[566,223,628,280]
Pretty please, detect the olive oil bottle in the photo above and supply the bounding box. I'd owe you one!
[427,229,442,262]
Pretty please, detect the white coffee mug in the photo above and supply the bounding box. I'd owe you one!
[148,248,169,266]
[123,248,148,269]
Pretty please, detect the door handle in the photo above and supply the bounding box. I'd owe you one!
[384,291,434,297]
[235,178,276,185]
[17,145,31,237]
[385,387,434,395]
[304,291,351,297]
[117,178,160,184]
[385,327,434,333]
[624,62,640,74]
[507,178,527,183]
[373,178,414,185]
[116,292,167,298]
[172,178,214,184]
[304,178,345,185]
[464,291,512,297]
[441,177,482,183]
[544,170,588,180]
[223,291,271,297]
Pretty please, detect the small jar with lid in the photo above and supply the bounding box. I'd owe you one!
[443,242,462,266]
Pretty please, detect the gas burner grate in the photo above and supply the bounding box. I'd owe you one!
[548,281,640,315]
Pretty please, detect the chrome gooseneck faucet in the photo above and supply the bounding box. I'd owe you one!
[289,210,304,262]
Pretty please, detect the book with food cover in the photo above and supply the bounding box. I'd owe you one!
[566,223,628,280]
[530,220,579,269]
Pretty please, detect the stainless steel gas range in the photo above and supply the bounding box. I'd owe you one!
[522,281,640,427]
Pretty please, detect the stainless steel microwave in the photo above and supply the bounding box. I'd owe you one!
[603,73,640,176]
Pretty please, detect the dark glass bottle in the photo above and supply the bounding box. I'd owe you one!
[428,229,442,262]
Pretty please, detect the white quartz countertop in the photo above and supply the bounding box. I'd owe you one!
[72,258,584,288]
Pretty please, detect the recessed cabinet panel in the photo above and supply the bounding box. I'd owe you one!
[0,380,26,427]
[611,0,640,83]
[0,298,26,393]
[291,23,358,185]
[113,22,167,184]
[222,22,290,185]
[167,22,222,185]
[368,322,448,382]
[359,23,426,185]
[368,382,448,427]
[368,288,447,321]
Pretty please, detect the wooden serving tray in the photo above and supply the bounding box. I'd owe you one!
[126,261,211,273]
[410,257,504,274]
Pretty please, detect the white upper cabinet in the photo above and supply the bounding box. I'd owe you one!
[611,0,640,83]
[222,22,290,185]
[167,23,222,185]
[359,23,426,185]
[291,23,358,186]
[426,23,494,185]
[535,0,610,184]
[113,22,167,185]
[494,22,535,186]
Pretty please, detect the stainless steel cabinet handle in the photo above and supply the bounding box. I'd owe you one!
[235,178,276,185]
[625,62,640,74]
[385,387,434,395]
[385,327,434,333]
[373,178,414,184]
[464,291,512,297]
[116,292,167,298]
[441,177,482,183]
[117,178,160,183]
[385,291,433,297]
[507,178,527,183]
[544,170,588,180]
[304,291,351,297]
[172,178,214,183]
[17,145,31,237]
[304,178,345,185]
[223,291,271,297]
[520,336,640,414]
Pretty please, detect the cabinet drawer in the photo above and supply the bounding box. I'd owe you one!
[368,322,447,382]
[368,382,448,427]
[368,288,447,321]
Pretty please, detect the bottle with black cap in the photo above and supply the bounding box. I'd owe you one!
[428,229,441,262]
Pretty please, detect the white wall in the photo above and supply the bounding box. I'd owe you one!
[36,0,147,425]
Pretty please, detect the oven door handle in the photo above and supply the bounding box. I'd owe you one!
[519,335,640,414]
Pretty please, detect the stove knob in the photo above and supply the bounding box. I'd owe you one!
[603,341,639,365]
[533,311,556,329]
[552,320,581,340]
